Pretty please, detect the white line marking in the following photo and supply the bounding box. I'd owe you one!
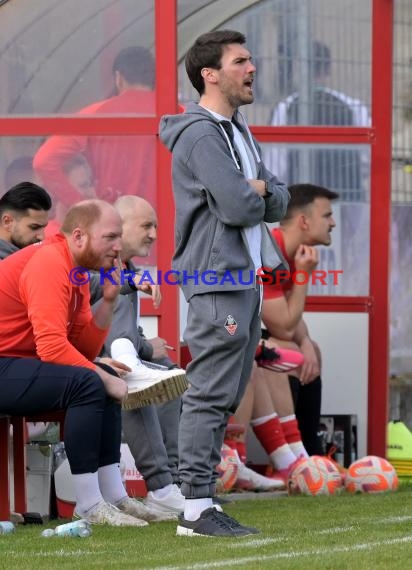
[228,537,285,548]
[151,535,412,570]
[373,515,412,524]
[316,526,357,534]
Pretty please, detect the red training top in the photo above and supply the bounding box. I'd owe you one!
[33,89,156,205]
[0,234,107,370]
[263,228,295,300]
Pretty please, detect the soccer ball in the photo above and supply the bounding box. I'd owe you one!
[288,455,343,496]
[345,455,399,493]
[216,444,239,493]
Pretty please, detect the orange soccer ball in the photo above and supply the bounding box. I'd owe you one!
[288,455,343,496]
[216,444,239,493]
[345,455,399,493]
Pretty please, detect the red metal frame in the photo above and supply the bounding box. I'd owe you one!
[304,296,373,313]
[251,126,375,145]
[368,0,393,457]
[0,0,393,455]
[154,0,180,360]
[0,117,158,136]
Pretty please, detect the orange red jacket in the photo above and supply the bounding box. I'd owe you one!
[33,89,156,206]
[0,234,108,370]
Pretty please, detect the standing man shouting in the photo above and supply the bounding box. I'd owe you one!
[160,30,289,537]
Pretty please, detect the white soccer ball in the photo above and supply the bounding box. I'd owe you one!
[345,455,399,493]
[288,455,343,496]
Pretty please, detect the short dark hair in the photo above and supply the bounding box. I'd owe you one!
[282,183,339,221]
[112,46,155,89]
[185,30,246,95]
[0,181,52,217]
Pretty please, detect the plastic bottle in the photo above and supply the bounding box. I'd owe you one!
[41,528,56,538]
[53,441,67,471]
[41,520,92,538]
[0,521,15,534]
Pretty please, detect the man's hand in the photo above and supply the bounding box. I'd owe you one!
[95,365,129,405]
[105,376,128,406]
[129,273,161,309]
[98,357,131,378]
[294,245,319,277]
[138,281,162,309]
[298,337,320,384]
[248,179,267,197]
[102,256,122,303]
[149,337,169,359]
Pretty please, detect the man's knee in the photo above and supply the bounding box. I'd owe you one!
[70,368,106,402]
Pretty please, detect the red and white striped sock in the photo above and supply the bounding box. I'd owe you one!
[251,413,297,470]
[280,414,309,458]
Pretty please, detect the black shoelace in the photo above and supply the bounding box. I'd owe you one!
[215,510,245,530]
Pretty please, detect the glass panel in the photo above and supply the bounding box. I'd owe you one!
[391,204,412,376]
[392,0,412,203]
[391,1,412,375]
[0,0,155,116]
[178,0,372,128]
[178,0,212,20]
[0,134,157,263]
[263,142,371,297]
[264,143,370,202]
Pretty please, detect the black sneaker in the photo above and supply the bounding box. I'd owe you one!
[216,510,260,535]
[176,507,259,537]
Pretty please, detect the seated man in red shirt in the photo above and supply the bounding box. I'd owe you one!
[232,183,338,476]
[0,199,162,527]
[261,183,338,459]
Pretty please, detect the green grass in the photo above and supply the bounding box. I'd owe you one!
[2,484,412,570]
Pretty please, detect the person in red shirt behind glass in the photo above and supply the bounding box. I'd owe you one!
[261,183,338,457]
[33,46,156,207]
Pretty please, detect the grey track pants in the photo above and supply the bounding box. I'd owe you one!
[179,287,261,498]
[121,396,181,491]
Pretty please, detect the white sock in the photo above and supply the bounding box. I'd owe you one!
[279,414,309,459]
[111,338,141,371]
[73,472,104,515]
[269,444,298,470]
[151,484,173,499]
[98,463,128,505]
[289,441,309,459]
[184,498,213,521]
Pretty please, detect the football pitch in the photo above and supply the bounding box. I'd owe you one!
[1,483,412,570]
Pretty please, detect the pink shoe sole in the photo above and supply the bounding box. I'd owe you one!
[255,345,304,373]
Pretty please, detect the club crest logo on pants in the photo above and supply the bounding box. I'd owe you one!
[224,315,238,336]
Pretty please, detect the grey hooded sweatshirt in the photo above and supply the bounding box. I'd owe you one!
[0,239,19,260]
[159,102,290,300]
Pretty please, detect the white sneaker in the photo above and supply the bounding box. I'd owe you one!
[231,450,285,492]
[116,496,177,522]
[144,484,184,515]
[74,501,148,527]
[123,362,188,409]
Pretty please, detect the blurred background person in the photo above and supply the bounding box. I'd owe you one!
[265,40,370,202]
[33,46,156,208]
